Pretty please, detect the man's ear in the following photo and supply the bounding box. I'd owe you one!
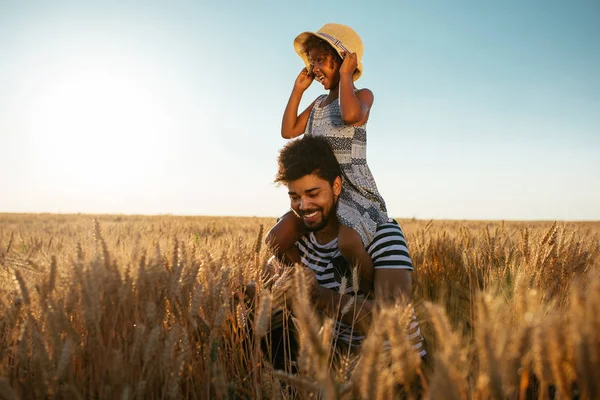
[333,176,342,196]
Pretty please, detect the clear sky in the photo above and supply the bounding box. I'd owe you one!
[1,0,598,220]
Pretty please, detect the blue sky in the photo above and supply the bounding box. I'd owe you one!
[0,0,598,220]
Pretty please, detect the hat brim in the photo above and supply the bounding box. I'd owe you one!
[293,31,362,81]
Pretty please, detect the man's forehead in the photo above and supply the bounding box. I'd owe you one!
[287,173,330,192]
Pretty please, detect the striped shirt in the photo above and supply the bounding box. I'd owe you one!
[296,219,426,357]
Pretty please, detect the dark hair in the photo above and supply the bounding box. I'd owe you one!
[303,36,342,71]
[275,135,342,185]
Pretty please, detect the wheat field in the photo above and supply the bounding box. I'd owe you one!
[0,213,599,399]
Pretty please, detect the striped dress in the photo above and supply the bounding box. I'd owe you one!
[296,219,426,356]
[305,94,388,246]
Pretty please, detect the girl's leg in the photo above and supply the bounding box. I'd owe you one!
[337,225,374,296]
[265,211,305,265]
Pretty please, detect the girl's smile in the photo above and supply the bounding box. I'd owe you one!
[308,48,340,90]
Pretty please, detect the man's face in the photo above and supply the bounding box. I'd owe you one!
[287,173,342,232]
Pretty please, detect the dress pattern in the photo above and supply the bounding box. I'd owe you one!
[305,94,388,246]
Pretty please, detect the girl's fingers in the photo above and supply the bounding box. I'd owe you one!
[340,51,358,63]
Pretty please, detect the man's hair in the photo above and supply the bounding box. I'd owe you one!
[275,135,342,185]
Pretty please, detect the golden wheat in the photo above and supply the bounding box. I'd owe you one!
[0,214,598,399]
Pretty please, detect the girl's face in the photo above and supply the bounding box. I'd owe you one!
[308,48,340,90]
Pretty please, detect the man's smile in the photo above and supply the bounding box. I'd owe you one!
[300,209,320,223]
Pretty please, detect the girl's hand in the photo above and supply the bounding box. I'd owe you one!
[294,68,314,91]
[339,51,358,76]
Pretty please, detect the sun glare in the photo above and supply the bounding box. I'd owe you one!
[24,58,176,189]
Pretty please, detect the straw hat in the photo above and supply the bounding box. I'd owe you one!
[294,23,364,81]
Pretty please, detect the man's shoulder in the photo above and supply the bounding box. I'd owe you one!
[369,219,407,249]
[376,218,401,229]
[373,219,406,239]
[369,219,413,271]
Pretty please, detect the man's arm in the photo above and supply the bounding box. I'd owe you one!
[311,221,414,332]
[311,268,412,333]
[368,221,414,304]
[374,268,413,304]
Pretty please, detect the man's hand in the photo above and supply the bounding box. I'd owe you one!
[339,51,358,77]
[294,68,314,91]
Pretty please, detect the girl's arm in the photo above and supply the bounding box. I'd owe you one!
[338,52,374,126]
[281,68,317,139]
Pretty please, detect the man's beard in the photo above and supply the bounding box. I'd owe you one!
[295,198,337,232]
[305,211,329,232]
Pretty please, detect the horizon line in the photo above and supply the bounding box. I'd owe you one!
[1,211,599,223]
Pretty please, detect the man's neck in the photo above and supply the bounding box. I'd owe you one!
[313,218,340,245]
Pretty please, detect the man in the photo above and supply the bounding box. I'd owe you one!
[265,135,425,359]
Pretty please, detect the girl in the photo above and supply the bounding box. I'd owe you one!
[266,23,389,296]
